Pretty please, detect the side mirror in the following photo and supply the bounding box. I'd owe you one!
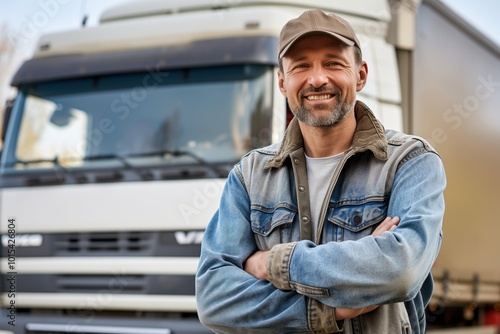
[2,98,15,143]
[49,103,74,127]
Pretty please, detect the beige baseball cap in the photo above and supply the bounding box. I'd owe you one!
[279,9,361,59]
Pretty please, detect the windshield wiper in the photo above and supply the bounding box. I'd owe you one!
[12,155,133,182]
[124,149,228,178]
[81,153,159,180]
[14,157,62,165]
[15,154,134,171]
[11,150,228,180]
[12,156,73,185]
[83,154,133,168]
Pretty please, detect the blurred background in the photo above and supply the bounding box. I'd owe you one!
[0,1,499,334]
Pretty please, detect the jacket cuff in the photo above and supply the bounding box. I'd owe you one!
[307,298,344,333]
[266,242,298,290]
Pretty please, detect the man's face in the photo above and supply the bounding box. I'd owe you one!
[278,34,367,127]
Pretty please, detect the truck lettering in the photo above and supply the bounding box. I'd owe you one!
[174,231,204,245]
[1,234,43,247]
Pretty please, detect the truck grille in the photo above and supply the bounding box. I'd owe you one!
[10,273,196,295]
[52,274,195,295]
[57,274,145,293]
[55,232,153,255]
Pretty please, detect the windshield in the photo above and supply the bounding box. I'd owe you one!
[2,65,274,172]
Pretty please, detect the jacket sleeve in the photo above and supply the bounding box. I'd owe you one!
[195,169,342,333]
[267,152,446,308]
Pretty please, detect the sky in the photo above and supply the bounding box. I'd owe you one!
[0,0,128,54]
[441,0,500,45]
[0,0,499,102]
[1,0,499,53]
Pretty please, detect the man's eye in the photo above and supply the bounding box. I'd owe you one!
[327,62,343,67]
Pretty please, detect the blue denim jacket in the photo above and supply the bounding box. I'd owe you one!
[196,101,446,333]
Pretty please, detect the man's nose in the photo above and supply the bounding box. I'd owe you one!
[307,67,328,88]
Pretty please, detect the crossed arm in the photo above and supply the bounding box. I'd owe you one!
[244,216,400,320]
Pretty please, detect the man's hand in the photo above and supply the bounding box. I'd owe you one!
[335,216,400,319]
[244,250,269,280]
[335,305,379,320]
[372,216,399,237]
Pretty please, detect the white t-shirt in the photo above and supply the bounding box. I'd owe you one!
[305,152,344,241]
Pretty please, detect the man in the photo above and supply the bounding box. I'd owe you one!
[196,9,446,333]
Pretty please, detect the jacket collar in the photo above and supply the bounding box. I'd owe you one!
[265,100,388,169]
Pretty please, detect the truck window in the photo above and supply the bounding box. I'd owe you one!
[1,65,273,173]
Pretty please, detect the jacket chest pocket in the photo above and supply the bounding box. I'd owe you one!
[250,205,296,250]
[326,200,387,242]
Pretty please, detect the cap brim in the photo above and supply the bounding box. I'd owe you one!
[279,31,355,59]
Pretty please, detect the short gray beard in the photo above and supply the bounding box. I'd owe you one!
[292,87,354,127]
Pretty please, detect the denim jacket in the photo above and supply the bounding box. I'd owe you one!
[196,101,446,333]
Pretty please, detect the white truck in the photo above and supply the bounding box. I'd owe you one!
[1,0,499,333]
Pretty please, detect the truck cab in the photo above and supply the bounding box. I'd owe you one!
[0,1,400,333]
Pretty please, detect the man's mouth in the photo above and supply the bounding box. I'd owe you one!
[305,94,333,101]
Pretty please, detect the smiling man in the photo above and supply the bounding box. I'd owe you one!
[196,9,446,334]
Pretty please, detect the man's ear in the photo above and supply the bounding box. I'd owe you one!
[356,61,368,92]
[278,70,287,96]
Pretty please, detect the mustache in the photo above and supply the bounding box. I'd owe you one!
[299,86,341,98]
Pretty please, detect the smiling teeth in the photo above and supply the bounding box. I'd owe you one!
[306,94,332,100]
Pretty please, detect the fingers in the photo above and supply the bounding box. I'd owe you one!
[334,305,379,320]
[243,251,269,280]
[371,216,400,237]
[334,307,362,320]
[362,305,380,313]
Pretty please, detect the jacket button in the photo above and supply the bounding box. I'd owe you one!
[353,215,362,225]
[294,158,300,165]
[298,186,305,192]
[302,216,309,223]
[265,220,271,230]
